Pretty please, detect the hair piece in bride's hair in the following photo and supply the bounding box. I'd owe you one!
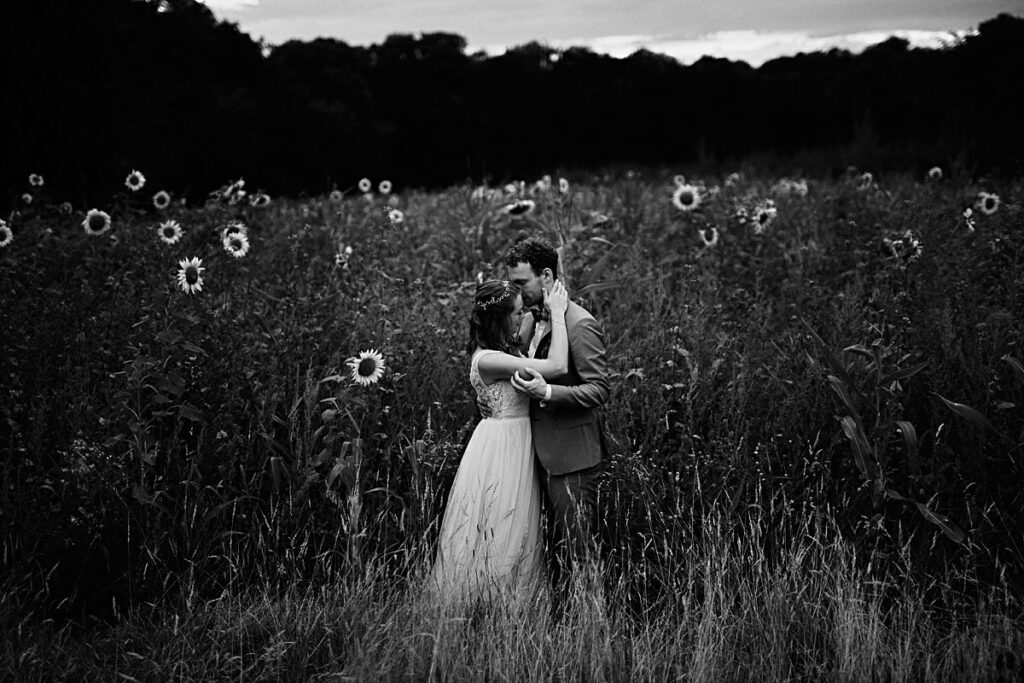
[476,280,515,311]
[467,279,521,355]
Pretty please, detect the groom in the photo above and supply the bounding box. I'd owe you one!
[504,236,611,588]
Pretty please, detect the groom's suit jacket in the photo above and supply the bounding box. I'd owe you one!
[531,300,611,475]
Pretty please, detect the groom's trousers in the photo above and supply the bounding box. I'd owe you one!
[543,462,602,581]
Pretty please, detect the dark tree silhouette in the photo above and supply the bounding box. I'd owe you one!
[1,1,1021,208]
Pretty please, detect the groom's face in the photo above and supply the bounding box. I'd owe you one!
[508,262,550,308]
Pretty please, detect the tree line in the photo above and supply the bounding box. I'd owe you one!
[2,0,1022,206]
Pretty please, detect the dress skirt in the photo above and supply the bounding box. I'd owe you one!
[429,415,544,603]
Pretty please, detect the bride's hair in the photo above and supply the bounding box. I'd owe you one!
[467,279,521,355]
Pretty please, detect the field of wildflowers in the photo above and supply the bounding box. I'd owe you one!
[1,166,1022,680]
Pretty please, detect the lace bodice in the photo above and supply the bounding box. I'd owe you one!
[470,350,530,419]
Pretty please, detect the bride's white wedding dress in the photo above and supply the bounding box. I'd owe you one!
[429,349,545,602]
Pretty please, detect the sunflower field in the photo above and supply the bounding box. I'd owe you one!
[1,167,1023,680]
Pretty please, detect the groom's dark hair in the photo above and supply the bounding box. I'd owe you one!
[504,236,558,278]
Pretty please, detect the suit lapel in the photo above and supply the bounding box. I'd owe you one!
[536,332,551,359]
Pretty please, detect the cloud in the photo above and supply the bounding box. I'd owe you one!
[473,28,970,67]
[199,0,260,11]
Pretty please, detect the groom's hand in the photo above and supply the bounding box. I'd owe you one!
[511,367,548,401]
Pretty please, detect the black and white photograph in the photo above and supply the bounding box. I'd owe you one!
[1,0,1022,679]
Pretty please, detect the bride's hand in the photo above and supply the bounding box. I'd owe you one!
[544,280,569,317]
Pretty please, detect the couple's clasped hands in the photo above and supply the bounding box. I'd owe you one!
[511,280,568,400]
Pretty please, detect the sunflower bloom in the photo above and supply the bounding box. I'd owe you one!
[856,172,873,191]
[125,170,146,192]
[928,167,942,181]
[28,173,44,187]
[672,184,701,212]
[978,191,1000,216]
[223,232,251,258]
[503,199,536,217]
[378,180,392,195]
[962,207,976,233]
[335,244,353,268]
[752,200,777,234]
[387,208,404,225]
[558,177,570,194]
[698,227,719,248]
[82,209,112,236]
[153,190,171,210]
[0,221,12,248]
[158,220,183,245]
[358,178,372,193]
[221,221,248,240]
[329,189,344,204]
[249,192,271,208]
[346,349,386,387]
[22,193,32,205]
[176,257,204,295]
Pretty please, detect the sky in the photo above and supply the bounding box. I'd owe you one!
[201,0,1020,67]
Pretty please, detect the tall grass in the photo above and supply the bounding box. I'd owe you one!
[4,494,1020,680]
[1,167,1023,679]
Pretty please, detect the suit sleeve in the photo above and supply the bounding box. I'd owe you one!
[545,314,610,409]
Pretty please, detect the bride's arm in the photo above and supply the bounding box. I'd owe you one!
[478,282,569,383]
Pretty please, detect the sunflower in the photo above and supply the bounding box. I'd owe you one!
[358,177,372,193]
[152,190,171,210]
[883,229,923,262]
[752,200,777,234]
[928,167,943,181]
[962,207,976,233]
[346,349,385,387]
[157,220,183,245]
[503,199,536,217]
[378,180,392,195]
[674,174,687,187]
[28,173,44,187]
[221,221,248,240]
[249,192,271,208]
[329,189,344,204]
[978,191,1000,216]
[672,184,701,212]
[223,232,250,258]
[82,209,112,236]
[558,177,570,194]
[0,221,12,248]
[59,202,73,214]
[387,208,405,225]
[335,245,353,269]
[21,193,32,205]
[125,169,146,192]
[698,227,719,248]
[176,257,204,295]
[856,172,873,191]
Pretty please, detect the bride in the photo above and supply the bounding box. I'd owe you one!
[429,278,569,603]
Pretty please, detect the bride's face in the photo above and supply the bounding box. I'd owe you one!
[507,294,525,336]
